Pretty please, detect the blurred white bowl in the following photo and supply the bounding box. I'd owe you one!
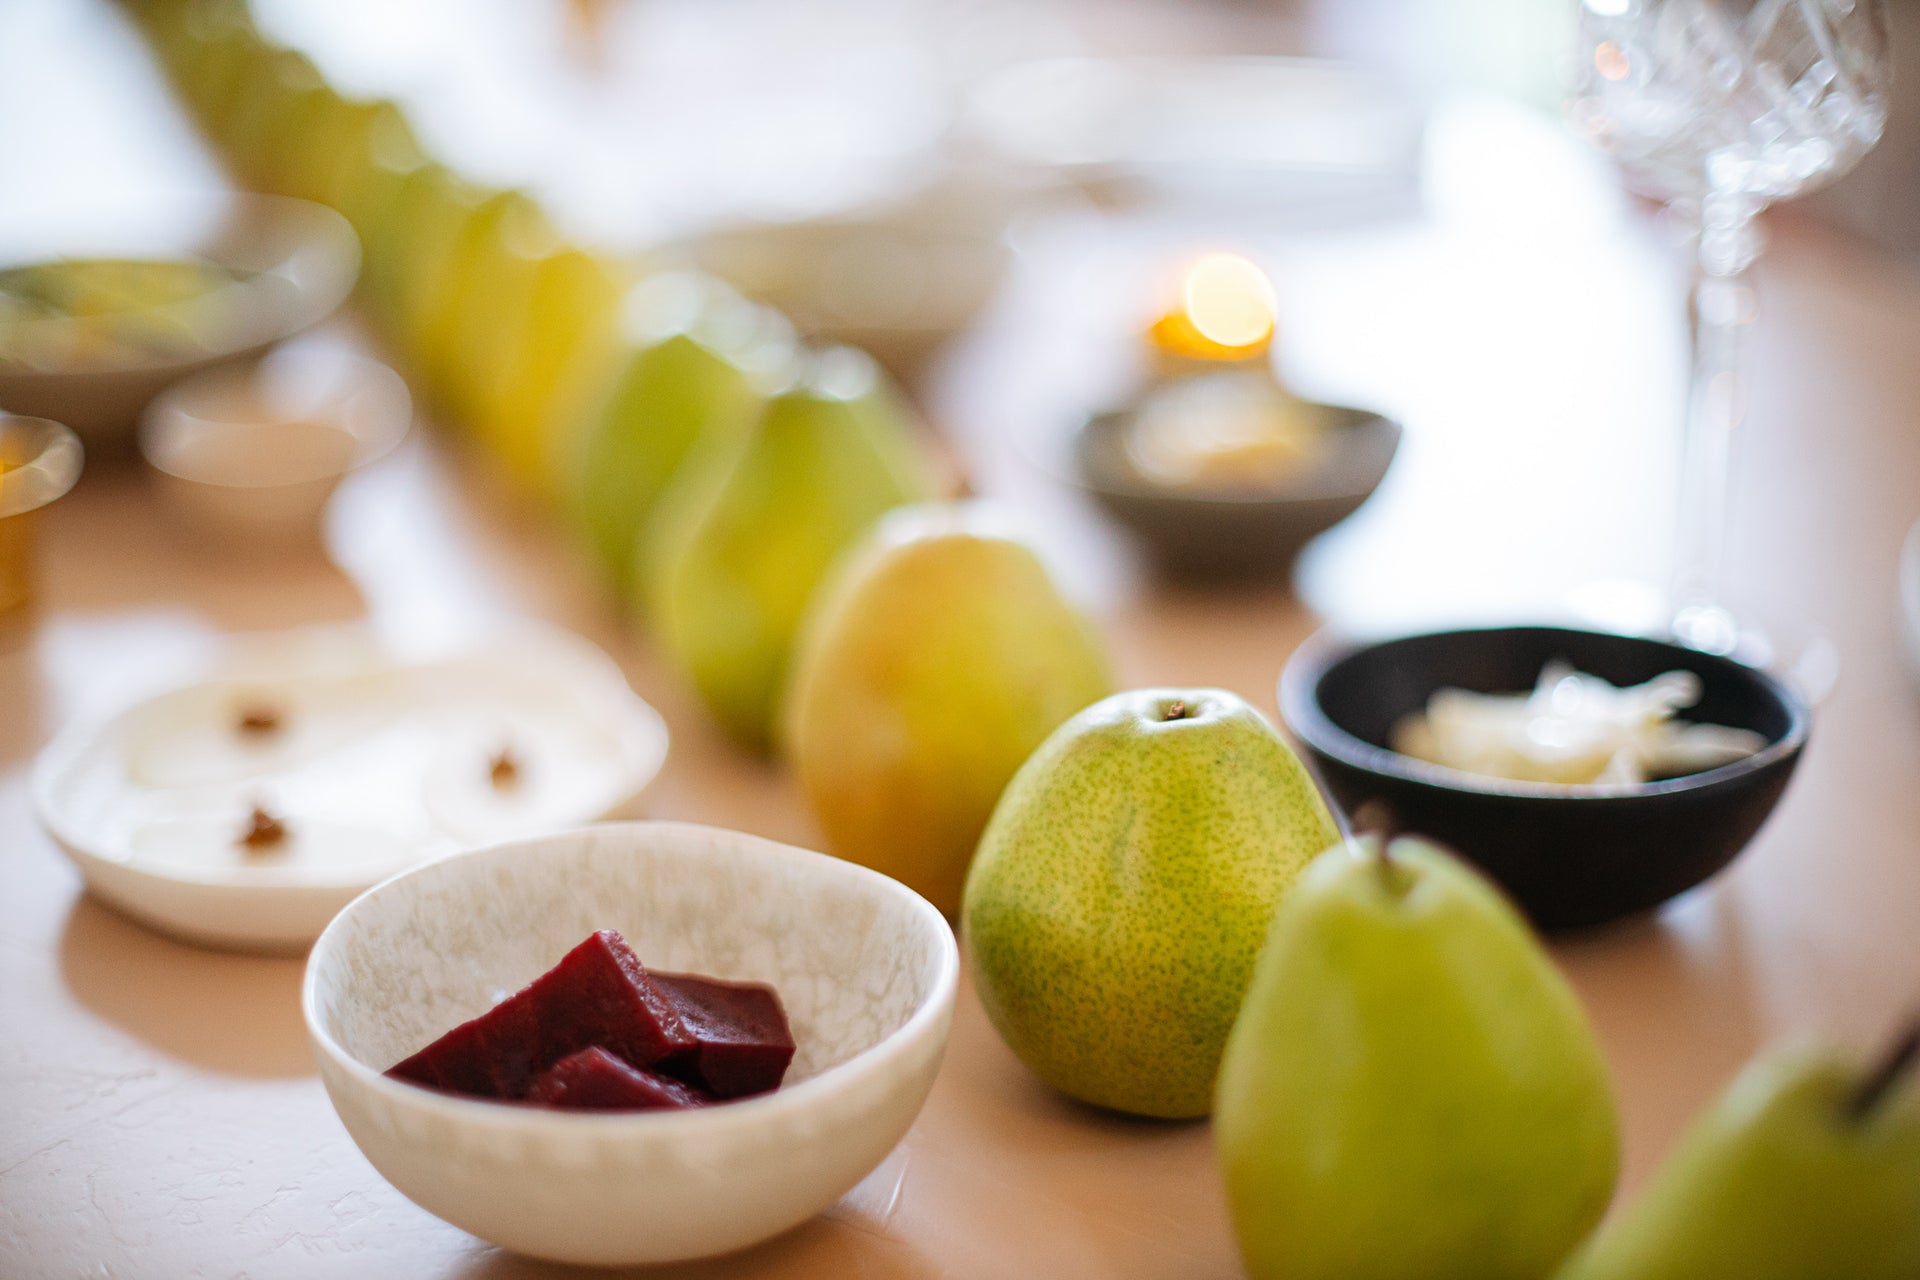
[965,56,1426,220]
[0,191,361,447]
[680,179,1015,386]
[139,335,409,551]
[302,821,958,1267]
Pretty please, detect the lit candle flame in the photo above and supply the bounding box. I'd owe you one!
[1594,40,1629,82]
[1149,252,1278,363]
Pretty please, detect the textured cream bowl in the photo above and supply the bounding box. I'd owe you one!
[302,821,958,1266]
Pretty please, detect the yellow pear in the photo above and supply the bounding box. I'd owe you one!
[786,503,1114,914]
[471,245,632,500]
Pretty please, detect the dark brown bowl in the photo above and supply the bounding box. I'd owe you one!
[1072,402,1399,583]
[1278,625,1809,932]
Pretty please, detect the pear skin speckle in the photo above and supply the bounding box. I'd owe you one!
[961,688,1339,1119]
[785,503,1114,917]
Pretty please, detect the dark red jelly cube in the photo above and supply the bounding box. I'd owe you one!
[387,1018,496,1097]
[531,930,695,1073]
[525,1047,711,1111]
[466,982,543,1098]
[653,972,795,1099]
[386,930,695,1098]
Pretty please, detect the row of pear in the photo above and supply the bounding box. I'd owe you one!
[124,0,972,761]
[964,687,1918,1278]
[124,4,1919,1275]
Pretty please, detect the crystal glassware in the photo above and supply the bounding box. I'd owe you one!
[1569,0,1890,654]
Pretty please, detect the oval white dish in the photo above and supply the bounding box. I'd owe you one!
[35,621,667,952]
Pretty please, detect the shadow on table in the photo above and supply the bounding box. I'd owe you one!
[58,893,315,1079]
[0,642,46,767]
[1556,887,1765,1064]
[1552,885,1768,1190]
[1107,577,1320,708]
[452,1214,947,1280]
[44,467,369,633]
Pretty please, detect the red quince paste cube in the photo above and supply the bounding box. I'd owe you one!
[525,1046,711,1111]
[653,972,796,1099]
[388,1018,497,1097]
[386,930,694,1098]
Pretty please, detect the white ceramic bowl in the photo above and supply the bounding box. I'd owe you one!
[0,191,361,447]
[303,821,958,1267]
[139,335,410,552]
[682,203,1011,385]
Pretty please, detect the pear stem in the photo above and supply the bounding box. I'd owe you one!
[1162,700,1189,722]
[1374,837,1397,890]
[1350,800,1399,844]
[1849,1017,1920,1121]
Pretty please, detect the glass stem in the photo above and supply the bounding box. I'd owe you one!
[1672,187,1759,654]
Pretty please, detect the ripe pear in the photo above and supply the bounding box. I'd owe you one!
[645,349,933,753]
[414,191,552,419]
[1214,837,1620,1280]
[1555,1027,1920,1280]
[211,47,321,163]
[570,275,793,596]
[261,92,385,210]
[961,689,1339,1119]
[786,503,1114,916]
[386,174,504,400]
[305,99,424,233]
[159,2,263,132]
[357,161,472,340]
[473,245,632,500]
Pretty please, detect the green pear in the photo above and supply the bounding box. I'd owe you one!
[413,190,551,419]
[961,689,1339,1119]
[645,349,933,752]
[570,274,794,596]
[469,244,633,500]
[214,50,335,191]
[1215,837,1620,1280]
[1555,1027,1920,1280]
[258,85,353,199]
[786,502,1114,916]
[157,1,264,130]
[356,161,474,341]
[127,0,191,49]
[302,99,424,231]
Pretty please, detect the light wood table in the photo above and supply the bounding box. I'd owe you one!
[6,4,1920,1277]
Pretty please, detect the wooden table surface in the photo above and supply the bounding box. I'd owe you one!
[6,2,1920,1277]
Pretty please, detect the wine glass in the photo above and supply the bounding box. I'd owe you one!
[1568,0,1890,656]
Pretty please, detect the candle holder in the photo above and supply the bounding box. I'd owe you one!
[1068,252,1401,583]
[0,416,85,632]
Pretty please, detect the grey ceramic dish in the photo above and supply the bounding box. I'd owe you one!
[1073,402,1399,582]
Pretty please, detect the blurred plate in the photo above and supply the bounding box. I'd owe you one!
[34,621,667,953]
[966,56,1426,219]
[1073,402,1401,583]
[675,173,1017,386]
[0,191,359,450]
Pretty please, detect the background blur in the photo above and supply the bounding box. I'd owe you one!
[2,0,1913,632]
